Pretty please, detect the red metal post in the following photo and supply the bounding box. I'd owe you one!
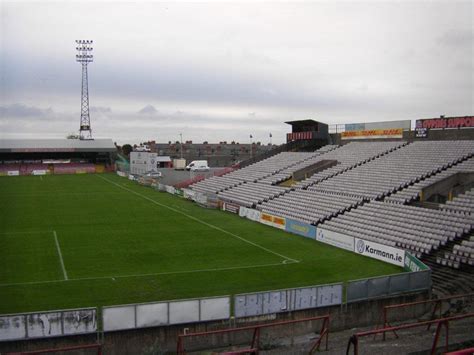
[345,335,358,355]
[325,317,329,351]
[430,320,450,355]
[251,327,260,352]
[177,336,183,355]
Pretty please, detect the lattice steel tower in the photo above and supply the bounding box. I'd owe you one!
[75,40,94,140]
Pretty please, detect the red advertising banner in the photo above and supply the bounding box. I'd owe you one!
[287,131,314,141]
[416,116,474,129]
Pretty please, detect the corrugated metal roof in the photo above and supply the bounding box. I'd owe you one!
[0,139,116,152]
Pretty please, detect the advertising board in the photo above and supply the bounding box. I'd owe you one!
[416,116,474,129]
[285,218,316,239]
[316,228,354,251]
[341,128,403,140]
[259,212,286,229]
[415,128,428,138]
[223,202,240,214]
[404,252,429,272]
[354,238,405,267]
[239,207,262,222]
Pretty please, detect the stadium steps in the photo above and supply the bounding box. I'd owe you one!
[385,152,474,205]
[422,233,474,297]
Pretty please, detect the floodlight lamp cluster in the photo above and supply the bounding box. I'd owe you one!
[76,39,94,63]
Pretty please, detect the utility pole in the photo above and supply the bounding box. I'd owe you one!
[75,40,94,140]
[179,133,183,159]
[249,134,253,159]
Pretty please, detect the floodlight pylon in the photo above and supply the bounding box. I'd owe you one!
[75,40,94,140]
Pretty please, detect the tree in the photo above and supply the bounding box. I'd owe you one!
[122,144,133,156]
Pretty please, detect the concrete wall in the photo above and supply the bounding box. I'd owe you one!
[0,291,430,354]
[154,168,224,186]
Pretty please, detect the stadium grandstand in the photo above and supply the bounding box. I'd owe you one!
[0,138,116,175]
[189,137,474,291]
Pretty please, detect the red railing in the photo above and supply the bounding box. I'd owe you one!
[177,315,330,354]
[376,293,474,340]
[346,313,474,355]
[445,348,474,355]
[6,343,102,355]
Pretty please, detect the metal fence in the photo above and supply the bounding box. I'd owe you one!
[234,284,343,318]
[346,270,432,303]
[0,308,97,341]
[102,296,230,332]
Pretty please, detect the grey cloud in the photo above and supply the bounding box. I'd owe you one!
[138,105,158,115]
[0,103,53,118]
[90,106,112,113]
[437,29,473,48]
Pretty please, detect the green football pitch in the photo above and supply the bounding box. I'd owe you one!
[0,173,401,314]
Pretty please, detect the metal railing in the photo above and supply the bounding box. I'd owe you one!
[177,315,330,355]
[346,313,474,355]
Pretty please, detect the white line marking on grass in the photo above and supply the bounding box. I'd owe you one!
[40,175,43,181]
[0,260,299,287]
[53,230,68,280]
[0,230,53,235]
[96,174,299,263]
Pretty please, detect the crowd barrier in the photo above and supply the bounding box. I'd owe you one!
[234,284,343,318]
[102,296,230,332]
[0,308,97,341]
[346,270,432,303]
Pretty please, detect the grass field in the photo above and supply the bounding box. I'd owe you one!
[0,173,401,314]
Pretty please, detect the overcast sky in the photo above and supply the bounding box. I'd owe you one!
[0,0,472,144]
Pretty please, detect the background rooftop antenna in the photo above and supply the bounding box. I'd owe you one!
[75,40,94,140]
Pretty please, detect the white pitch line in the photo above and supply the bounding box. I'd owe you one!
[53,230,68,280]
[0,260,299,287]
[40,175,43,181]
[96,174,299,263]
[0,230,53,235]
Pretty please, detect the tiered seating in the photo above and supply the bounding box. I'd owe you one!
[258,145,339,185]
[21,163,49,174]
[257,190,363,224]
[0,164,21,174]
[441,188,474,215]
[191,176,243,194]
[437,234,474,268]
[53,163,95,174]
[295,141,406,189]
[320,201,473,257]
[385,157,474,204]
[217,183,290,207]
[190,146,337,193]
[309,141,474,199]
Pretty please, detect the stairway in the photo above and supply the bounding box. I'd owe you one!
[421,233,474,297]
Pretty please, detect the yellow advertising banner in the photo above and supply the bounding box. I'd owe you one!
[341,128,403,140]
[260,213,286,229]
[273,216,286,229]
